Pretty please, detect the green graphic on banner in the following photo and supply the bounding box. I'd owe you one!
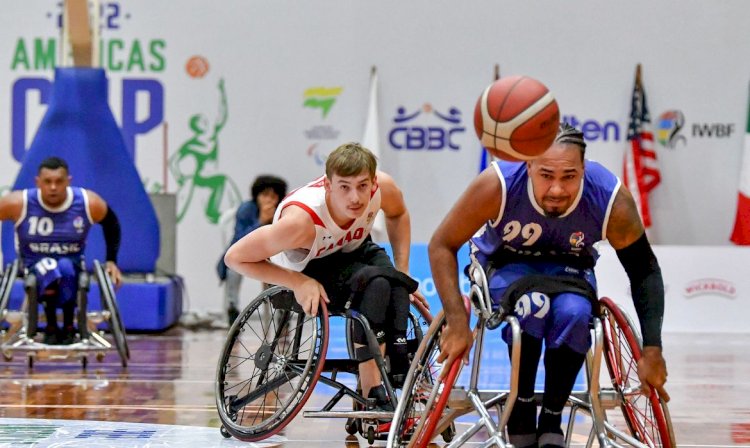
[303,86,342,118]
[169,78,241,224]
[0,424,58,444]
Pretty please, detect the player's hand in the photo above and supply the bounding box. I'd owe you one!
[409,289,430,310]
[637,346,670,402]
[105,261,123,289]
[292,276,329,317]
[437,322,473,379]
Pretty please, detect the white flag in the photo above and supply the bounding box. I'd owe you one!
[362,67,387,242]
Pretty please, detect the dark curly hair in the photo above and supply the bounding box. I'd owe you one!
[251,175,287,202]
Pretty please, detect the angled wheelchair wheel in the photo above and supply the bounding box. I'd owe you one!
[94,260,129,367]
[0,261,19,320]
[389,311,459,448]
[599,297,675,448]
[216,286,329,441]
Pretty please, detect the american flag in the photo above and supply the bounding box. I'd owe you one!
[623,65,661,229]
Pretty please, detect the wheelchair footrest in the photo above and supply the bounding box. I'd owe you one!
[303,410,394,420]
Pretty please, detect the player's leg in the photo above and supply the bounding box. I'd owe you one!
[350,276,390,406]
[39,290,60,345]
[384,284,410,388]
[491,263,547,448]
[224,268,242,325]
[538,292,592,448]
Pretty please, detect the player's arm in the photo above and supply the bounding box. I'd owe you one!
[606,185,669,400]
[224,207,329,315]
[378,171,411,274]
[429,167,502,371]
[0,191,23,222]
[87,190,122,287]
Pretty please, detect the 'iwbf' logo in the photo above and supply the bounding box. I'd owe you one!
[388,103,465,151]
[657,109,736,149]
[657,110,686,148]
[569,231,585,248]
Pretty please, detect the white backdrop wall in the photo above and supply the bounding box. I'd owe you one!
[1,1,749,313]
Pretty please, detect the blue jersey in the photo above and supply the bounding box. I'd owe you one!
[471,160,620,270]
[15,187,94,268]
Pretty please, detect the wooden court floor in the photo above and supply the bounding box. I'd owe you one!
[0,327,747,447]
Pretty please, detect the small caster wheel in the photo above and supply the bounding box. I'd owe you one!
[442,423,456,442]
[367,426,375,445]
[344,417,359,435]
[219,425,231,439]
[28,355,34,369]
[81,356,88,369]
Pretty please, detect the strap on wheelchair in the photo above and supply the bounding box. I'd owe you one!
[354,345,374,363]
[487,274,599,330]
[344,265,419,310]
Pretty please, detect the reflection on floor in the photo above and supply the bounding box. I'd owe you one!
[0,326,747,447]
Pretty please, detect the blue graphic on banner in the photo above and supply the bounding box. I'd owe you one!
[388,104,466,151]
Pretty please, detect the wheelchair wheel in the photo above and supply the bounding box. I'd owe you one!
[216,286,329,441]
[94,261,129,367]
[0,261,19,319]
[389,311,460,448]
[599,297,675,448]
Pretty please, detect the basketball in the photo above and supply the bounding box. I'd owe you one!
[473,75,560,161]
[186,55,210,79]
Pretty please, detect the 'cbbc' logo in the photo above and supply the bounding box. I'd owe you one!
[388,103,465,151]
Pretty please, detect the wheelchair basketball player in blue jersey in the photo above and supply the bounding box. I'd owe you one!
[0,157,122,345]
[431,123,669,448]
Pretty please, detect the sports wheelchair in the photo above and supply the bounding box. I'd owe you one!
[215,285,433,444]
[388,257,675,448]
[0,259,130,369]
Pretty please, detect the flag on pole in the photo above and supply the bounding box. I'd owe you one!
[730,89,750,245]
[361,66,387,241]
[623,64,661,230]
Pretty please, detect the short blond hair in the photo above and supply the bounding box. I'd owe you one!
[325,142,377,179]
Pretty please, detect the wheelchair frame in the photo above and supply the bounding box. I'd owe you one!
[214,285,433,444]
[0,259,130,369]
[387,257,676,448]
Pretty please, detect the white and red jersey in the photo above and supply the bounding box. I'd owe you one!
[269,176,381,272]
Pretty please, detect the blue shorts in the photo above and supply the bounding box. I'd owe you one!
[29,257,80,306]
[489,262,597,354]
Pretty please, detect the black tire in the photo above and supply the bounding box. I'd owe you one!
[599,298,676,448]
[215,287,329,442]
[219,425,231,439]
[94,260,129,367]
[0,261,19,319]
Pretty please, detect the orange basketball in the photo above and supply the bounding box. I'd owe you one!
[186,56,210,79]
[473,75,560,161]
